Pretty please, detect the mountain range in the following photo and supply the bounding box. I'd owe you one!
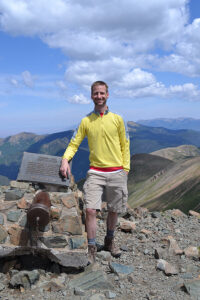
[1,122,200,183]
[137,117,200,131]
[0,122,200,212]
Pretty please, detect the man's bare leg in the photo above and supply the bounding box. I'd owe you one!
[86,208,97,239]
[86,208,97,263]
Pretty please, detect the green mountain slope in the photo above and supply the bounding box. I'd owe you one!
[128,155,200,213]
[151,145,200,161]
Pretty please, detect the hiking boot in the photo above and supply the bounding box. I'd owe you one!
[104,236,121,258]
[87,244,97,264]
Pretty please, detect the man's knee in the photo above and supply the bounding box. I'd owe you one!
[86,208,96,218]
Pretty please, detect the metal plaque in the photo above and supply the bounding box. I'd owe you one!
[17,152,71,186]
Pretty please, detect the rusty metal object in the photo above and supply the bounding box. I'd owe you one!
[27,191,51,228]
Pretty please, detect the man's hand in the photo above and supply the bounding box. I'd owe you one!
[60,159,71,178]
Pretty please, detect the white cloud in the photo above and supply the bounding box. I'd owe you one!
[1,0,200,102]
[10,78,19,87]
[56,80,67,90]
[22,70,34,88]
[68,94,91,104]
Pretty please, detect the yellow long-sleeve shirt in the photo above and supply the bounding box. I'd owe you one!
[63,109,130,172]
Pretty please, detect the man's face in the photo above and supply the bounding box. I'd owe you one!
[91,84,109,107]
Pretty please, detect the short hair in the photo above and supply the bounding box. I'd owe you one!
[91,81,108,93]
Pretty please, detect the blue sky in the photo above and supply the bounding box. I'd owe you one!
[0,0,200,137]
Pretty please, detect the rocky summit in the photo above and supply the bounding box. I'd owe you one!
[0,182,199,299]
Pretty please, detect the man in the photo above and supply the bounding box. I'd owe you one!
[60,81,130,263]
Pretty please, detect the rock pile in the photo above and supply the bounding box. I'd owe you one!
[0,182,200,299]
[0,180,88,272]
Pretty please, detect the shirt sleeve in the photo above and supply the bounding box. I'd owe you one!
[118,116,130,172]
[62,119,86,161]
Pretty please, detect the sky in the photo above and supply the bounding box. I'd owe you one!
[0,0,200,137]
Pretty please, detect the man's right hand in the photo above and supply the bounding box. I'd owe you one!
[60,159,71,178]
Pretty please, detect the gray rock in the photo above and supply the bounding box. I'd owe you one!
[0,214,4,225]
[5,189,24,201]
[10,270,40,289]
[0,226,8,243]
[96,251,111,261]
[40,236,67,248]
[69,236,87,249]
[156,259,178,275]
[0,282,5,291]
[109,262,134,275]
[184,279,200,299]
[19,215,27,227]
[74,287,85,296]
[105,290,116,298]
[7,210,22,222]
[52,252,88,269]
[120,245,128,252]
[69,265,113,290]
[151,212,160,218]
[89,294,105,300]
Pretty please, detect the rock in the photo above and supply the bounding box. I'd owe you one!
[0,214,4,225]
[17,197,29,209]
[52,252,88,269]
[156,259,178,275]
[40,280,64,292]
[184,246,199,258]
[96,251,111,261]
[154,248,167,259]
[120,244,128,252]
[40,236,68,248]
[74,287,85,296]
[19,215,27,227]
[5,189,24,201]
[61,193,77,208]
[10,181,30,190]
[188,210,200,217]
[8,225,29,246]
[171,209,185,217]
[69,235,87,250]
[89,294,105,300]
[119,220,136,232]
[52,215,82,235]
[105,291,116,299]
[50,206,61,219]
[151,212,160,218]
[109,262,134,275]
[9,270,40,289]
[167,236,183,255]
[7,210,22,222]
[69,265,113,290]
[184,279,200,299]
[140,228,152,237]
[0,225,8,243]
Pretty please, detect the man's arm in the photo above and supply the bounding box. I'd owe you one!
[118,116,130,173]
[60,158,71,178]
[60,120,86,177]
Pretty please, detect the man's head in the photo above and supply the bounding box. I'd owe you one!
[91,81,108,94]
[91,81,109,110]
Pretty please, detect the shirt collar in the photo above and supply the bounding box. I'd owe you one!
[93,107,109,116]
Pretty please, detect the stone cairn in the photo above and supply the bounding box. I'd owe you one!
[0,180,88,273]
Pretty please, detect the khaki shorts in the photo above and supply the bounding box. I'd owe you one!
[83,169,128,213]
